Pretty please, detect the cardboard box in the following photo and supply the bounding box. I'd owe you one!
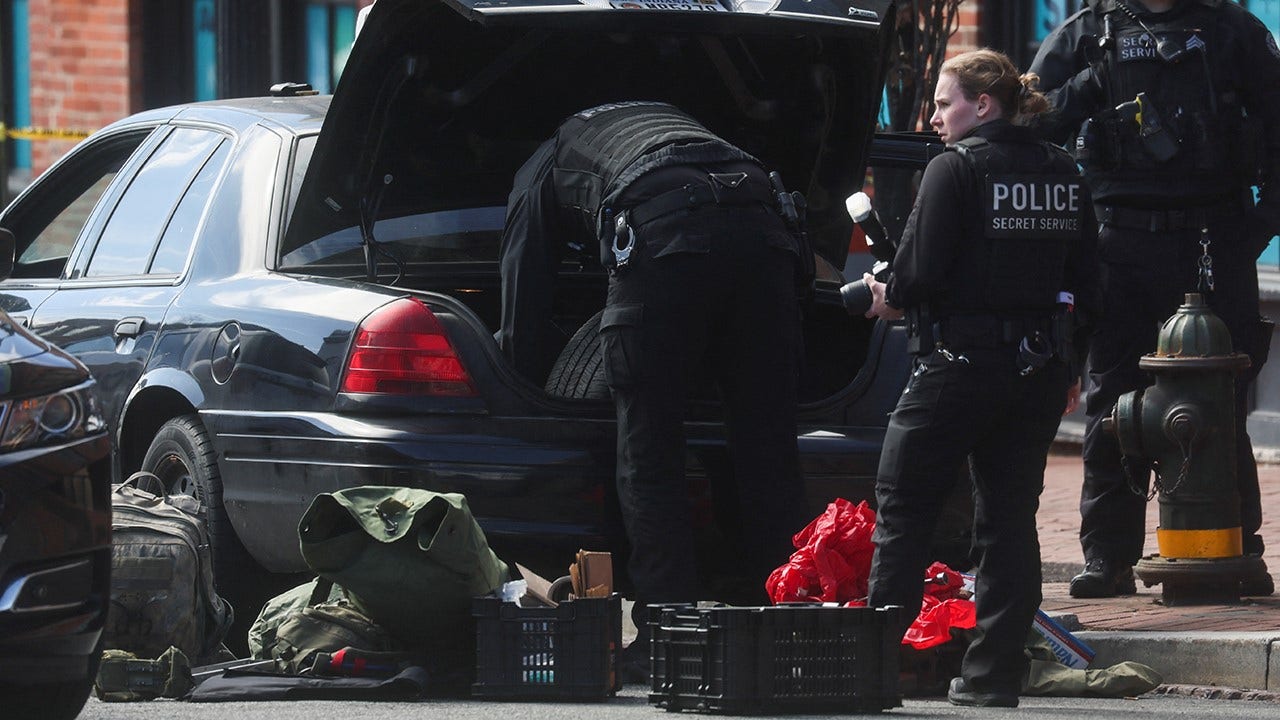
[572,550,613,599]
[961,573,1094,669]
[514,562,559,607]
[515,550,614,607]
[1031,609,1095,670]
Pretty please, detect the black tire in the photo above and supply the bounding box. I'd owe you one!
[545,309,610,400]
[142,414,260,655]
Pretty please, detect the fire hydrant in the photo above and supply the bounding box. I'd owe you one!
[1103,293,1261,605]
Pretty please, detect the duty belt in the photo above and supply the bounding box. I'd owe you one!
[937,315,1053,349]
[626,174,773,228]
[1096,200,1242,233]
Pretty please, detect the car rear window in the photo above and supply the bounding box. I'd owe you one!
[279,206,507,268]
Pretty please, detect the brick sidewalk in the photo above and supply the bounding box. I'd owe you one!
[1038,450,1280,631]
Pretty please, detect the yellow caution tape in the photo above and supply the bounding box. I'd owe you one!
[0,123,93,141]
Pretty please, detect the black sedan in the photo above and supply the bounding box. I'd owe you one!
[0,0,969,631]
[0,231,113,719]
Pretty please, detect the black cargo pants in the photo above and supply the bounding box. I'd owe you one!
[868,345,1070,695]
[1081,218,1270,568]
[599,171,805,627]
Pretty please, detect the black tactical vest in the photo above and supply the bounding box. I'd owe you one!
[551,102,735,219]
[1091,0,1251,197]
[549,101,770,268]
[950,137,1084,316]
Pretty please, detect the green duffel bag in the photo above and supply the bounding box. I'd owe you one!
[297,488,510,667]
[247,577,345,660]
[272,597,400,676]
[248,577,407,676]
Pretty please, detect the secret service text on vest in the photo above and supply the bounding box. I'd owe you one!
[990,180,1081,232]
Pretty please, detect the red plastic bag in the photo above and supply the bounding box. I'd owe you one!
[903,595,977,650]
[901,561,976,649]
[922,561,967,600]
[766,502,977,649]
[765,498,876,603]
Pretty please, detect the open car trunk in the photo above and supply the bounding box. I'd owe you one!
[284,0,894,403]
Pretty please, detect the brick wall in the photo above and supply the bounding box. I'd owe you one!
[952,0,984,56]
[28,0,135,174]
[894,0,984,131]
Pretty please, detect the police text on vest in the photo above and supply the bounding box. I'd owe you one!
[991,181,1080,213]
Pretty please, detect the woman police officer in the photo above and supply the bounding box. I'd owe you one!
[846,49,1098,707]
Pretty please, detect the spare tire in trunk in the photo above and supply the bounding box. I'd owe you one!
[544,309,609,400]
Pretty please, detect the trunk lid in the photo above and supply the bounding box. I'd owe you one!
[285,0,893,271]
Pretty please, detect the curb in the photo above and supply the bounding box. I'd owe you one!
[1152,684,1280,702]
[1078,630,1280,691]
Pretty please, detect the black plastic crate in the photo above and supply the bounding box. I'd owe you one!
[649,604,901,714]
[472,593,621,701]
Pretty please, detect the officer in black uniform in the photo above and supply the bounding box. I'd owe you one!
[497,101,810,655]
[1030,0,1280,598]
[850,49,1097,708]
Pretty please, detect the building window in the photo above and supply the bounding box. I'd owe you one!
[9,0,30,175]
[195,0,217,101]
[1033,0,1085,42]
[1248,0,1279,268]
[984,0,1085,69]
[306,2,358,94]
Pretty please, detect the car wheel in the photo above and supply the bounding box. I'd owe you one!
[142,415,235,572]
[141,414,261,654]
[544,309,610,400]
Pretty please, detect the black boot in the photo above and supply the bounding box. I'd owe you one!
[619,639,651,685]
[947,677,1019,708]
[1069,558,1137,598]
[1241,557,1275,597]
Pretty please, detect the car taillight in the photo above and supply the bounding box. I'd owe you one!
[341,297,476,397]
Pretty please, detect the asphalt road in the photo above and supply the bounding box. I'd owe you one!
[79,685,1280,719]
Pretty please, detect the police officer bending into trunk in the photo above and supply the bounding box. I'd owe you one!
[845,50,1097,708]
[498,101,810,669]
[1030,0,1280,599]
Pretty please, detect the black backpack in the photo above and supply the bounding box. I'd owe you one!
[104,472,233,661]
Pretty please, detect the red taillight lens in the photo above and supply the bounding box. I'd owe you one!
[341,298,477,397]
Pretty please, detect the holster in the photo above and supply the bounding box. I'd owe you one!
[1249,316,1275,377]
[792,220,816,302]
[1050,308,1076,370]
[906,306,935,355]
[1233,114,1267,187]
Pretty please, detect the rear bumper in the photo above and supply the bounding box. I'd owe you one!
[203,409,884,573]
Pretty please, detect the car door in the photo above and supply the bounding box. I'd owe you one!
[0,129,159,325]
[3,124,234,441]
